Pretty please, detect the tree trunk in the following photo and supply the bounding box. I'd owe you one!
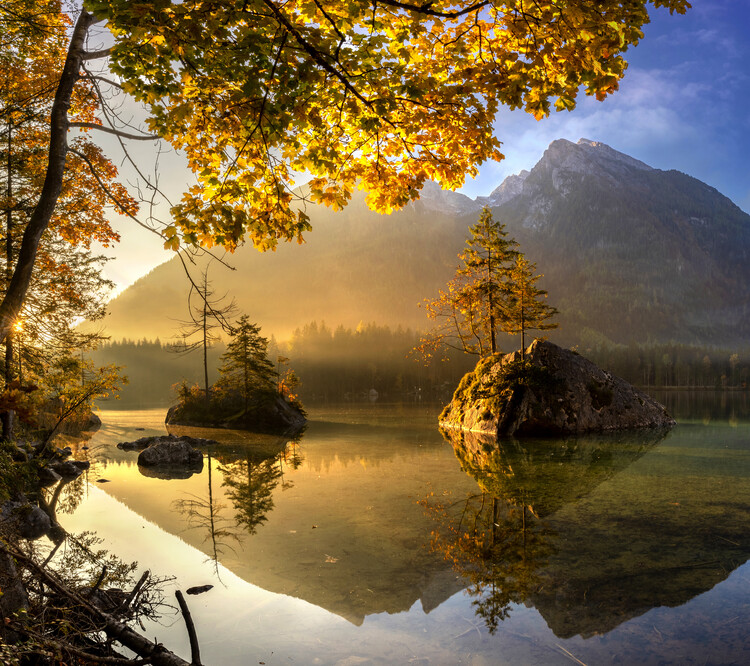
[487,247,496,355]
[0,11,95,344]
[2,123,15,439]
[202,301,209,404]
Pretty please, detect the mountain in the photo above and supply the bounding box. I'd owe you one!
[94,138,750,347]
[493,138,750,346]
[96,191,472,341]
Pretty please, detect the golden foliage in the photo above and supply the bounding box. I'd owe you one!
[85,0,689,250]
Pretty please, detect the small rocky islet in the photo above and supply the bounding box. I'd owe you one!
[440,340,674,438]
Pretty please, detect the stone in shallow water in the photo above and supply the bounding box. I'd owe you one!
[119,434,218,451]
[440,339,674,437]
[136,438,205,469]
[1,502,51,540]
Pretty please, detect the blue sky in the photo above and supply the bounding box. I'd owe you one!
[460,0,750,214]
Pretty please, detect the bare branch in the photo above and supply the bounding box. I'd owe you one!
[175,590,203,666]
[83,73,124,90]
[67,147,163,237]
[69,121,159,141]
[82,47,112,60]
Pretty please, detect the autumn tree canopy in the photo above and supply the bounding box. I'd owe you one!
[0,0,691,343]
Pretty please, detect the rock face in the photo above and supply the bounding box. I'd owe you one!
[132,435,207,471]
[440,340,674,437]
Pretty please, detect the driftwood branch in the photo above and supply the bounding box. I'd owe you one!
[0,542,192,666]
[125,570,150,609]
[175,590,202,666]
[89,564,108,596]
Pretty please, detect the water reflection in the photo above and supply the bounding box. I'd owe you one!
[51,403,750,664]
[443,427,669,517]
[69,412,473,626]
[173,455,241,573]
[655,388,750,424]
[436,425,750,638]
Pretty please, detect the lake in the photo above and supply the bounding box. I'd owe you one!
[55,393,750,665]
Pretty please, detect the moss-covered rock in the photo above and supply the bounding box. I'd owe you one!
[440,340,674,437]
[166,391,306,435]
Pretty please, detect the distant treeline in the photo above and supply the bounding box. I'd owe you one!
[584,342,750,389]
[277,321,474,402]
[89,323,475,407]
[88,338,226,408]
[89,328,750,409]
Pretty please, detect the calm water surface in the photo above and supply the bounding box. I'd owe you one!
[57,395,750,665]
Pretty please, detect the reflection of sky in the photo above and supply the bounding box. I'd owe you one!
[59,406,750,664]
[64,485,750,666]
[92,0,750,294]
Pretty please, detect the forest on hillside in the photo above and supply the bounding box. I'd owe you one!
[89,323,750,409]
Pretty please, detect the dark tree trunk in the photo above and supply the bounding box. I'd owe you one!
[0,10,95,343]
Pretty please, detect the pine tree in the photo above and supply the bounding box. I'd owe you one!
[418,208,518,358]
[218,315,276,413]
[504,256,558,359]
[458,208,520,354]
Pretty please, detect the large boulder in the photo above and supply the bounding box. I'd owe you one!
[440,340,674,437]
[135,436,206,471]
[1,501,52,540]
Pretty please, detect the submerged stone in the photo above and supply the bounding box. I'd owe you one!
[440,340,674,437]
[132,435,208,471]
[1,501,52,540]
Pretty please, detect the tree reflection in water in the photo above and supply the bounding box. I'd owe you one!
[173,454,241,574]
[423,487,552,634]
[220,454,282,535]
[427,426,668,634]
[173,437,305,571]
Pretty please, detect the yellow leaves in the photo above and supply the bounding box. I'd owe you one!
[92,0,690,250]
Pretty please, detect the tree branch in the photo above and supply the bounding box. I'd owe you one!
[82,73,124,90]
[376,0,490,19]
[82,47,113,60]
[69,121,158,141]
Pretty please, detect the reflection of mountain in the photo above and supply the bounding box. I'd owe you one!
[83,416,477,625]
[442,428,668,517]
[439,425,750,638]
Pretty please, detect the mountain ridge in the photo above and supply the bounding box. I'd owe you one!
[94,139,750,348]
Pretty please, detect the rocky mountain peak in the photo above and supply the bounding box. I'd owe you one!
[513,137,655,204]
[475,169,531,208]
[413,179,481,216]
[413,138,654,215]
[539,138,654,179]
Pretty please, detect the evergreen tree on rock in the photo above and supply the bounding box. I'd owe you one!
[218,315,276,414]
